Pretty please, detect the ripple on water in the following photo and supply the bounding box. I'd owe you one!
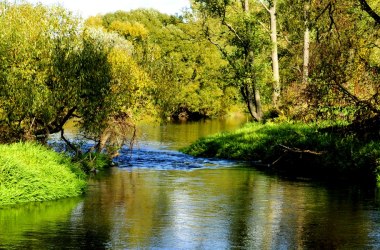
[114,146,236,171]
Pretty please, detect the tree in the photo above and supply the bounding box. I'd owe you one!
[302,0,311,85]
[193,0,271,121]
[258,0,281,108]
[0,3,150,162]
[0,3,84,141]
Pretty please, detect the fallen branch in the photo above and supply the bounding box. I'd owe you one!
[278,144,326,155]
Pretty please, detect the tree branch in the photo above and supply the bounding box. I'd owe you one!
[358,0,380,25]
[206,36,236,69]
[278,144,326,155]
[34,106,78,136]
[258,20,270,33]
[61,129,82,156]
[332,82,380,115]
[221,19,244,44]
[258,0,270,13]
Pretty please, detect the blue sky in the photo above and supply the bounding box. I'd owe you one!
[25,0,191,17]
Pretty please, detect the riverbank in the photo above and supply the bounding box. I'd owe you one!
[0,142,87,206]
[182,122,380,184]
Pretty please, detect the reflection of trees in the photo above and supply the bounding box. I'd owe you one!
[160,167,377,249]
[2,166,377,248]
[0,198,83,249]
[137,117,247,149]
[84,169,171,249]
[297,187,372,249]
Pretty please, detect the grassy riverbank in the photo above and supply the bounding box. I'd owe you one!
[0,143,87,206]
[182,122,380,183]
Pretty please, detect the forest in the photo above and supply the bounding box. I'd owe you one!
[0,0,379,180]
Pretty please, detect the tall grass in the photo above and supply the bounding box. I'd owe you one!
[182,122,380,183]
[0,142,87,206]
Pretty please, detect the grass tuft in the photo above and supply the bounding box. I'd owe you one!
[0,142,87,206]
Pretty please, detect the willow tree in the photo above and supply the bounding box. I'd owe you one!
[0,3,84,142]
[0,3,150,162]
[193,0,271,121]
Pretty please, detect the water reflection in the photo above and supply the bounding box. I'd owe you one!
[84,168,380,249]
[1,165,379,249]
[1,118,380,249]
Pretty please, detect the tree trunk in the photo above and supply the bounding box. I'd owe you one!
[269,0,281,108]
[303,1,311,84]
[243,0,249,12]
[242,0,263,122]
[241,84,263,122]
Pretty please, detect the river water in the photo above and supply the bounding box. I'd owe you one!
[1,118,380,249]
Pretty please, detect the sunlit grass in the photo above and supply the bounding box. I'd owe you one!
[0,142,87,206]
[182,122,380,183]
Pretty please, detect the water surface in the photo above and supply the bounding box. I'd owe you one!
[1,118,379,249]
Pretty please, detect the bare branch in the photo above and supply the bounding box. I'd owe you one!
[222,19,244,43]
[278,144,326,155]
[258,20,270,33]
[258,0,270,13]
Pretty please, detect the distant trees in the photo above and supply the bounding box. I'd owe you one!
[0,2,243,160]
[96,9,237,120]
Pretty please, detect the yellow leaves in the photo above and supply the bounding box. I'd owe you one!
[107,48,154,112]
[369,46,380,67]
[109,20,148,40]
[84,15,104,29]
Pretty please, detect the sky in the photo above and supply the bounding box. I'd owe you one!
[25,0,191,18]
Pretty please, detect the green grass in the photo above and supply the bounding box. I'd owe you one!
[0,142,87,206]
[182,122,380,183]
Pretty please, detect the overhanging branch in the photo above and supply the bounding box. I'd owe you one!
[332,82,380,115]
[358,0,380,25]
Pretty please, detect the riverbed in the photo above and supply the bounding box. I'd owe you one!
[1,118,379,249]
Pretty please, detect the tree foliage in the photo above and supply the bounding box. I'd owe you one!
[279,0,380,122]
[96,9,238,120]
[1,0,379,154]
[0,3,149,158]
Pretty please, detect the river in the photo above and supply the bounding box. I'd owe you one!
[1,118,380,249]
